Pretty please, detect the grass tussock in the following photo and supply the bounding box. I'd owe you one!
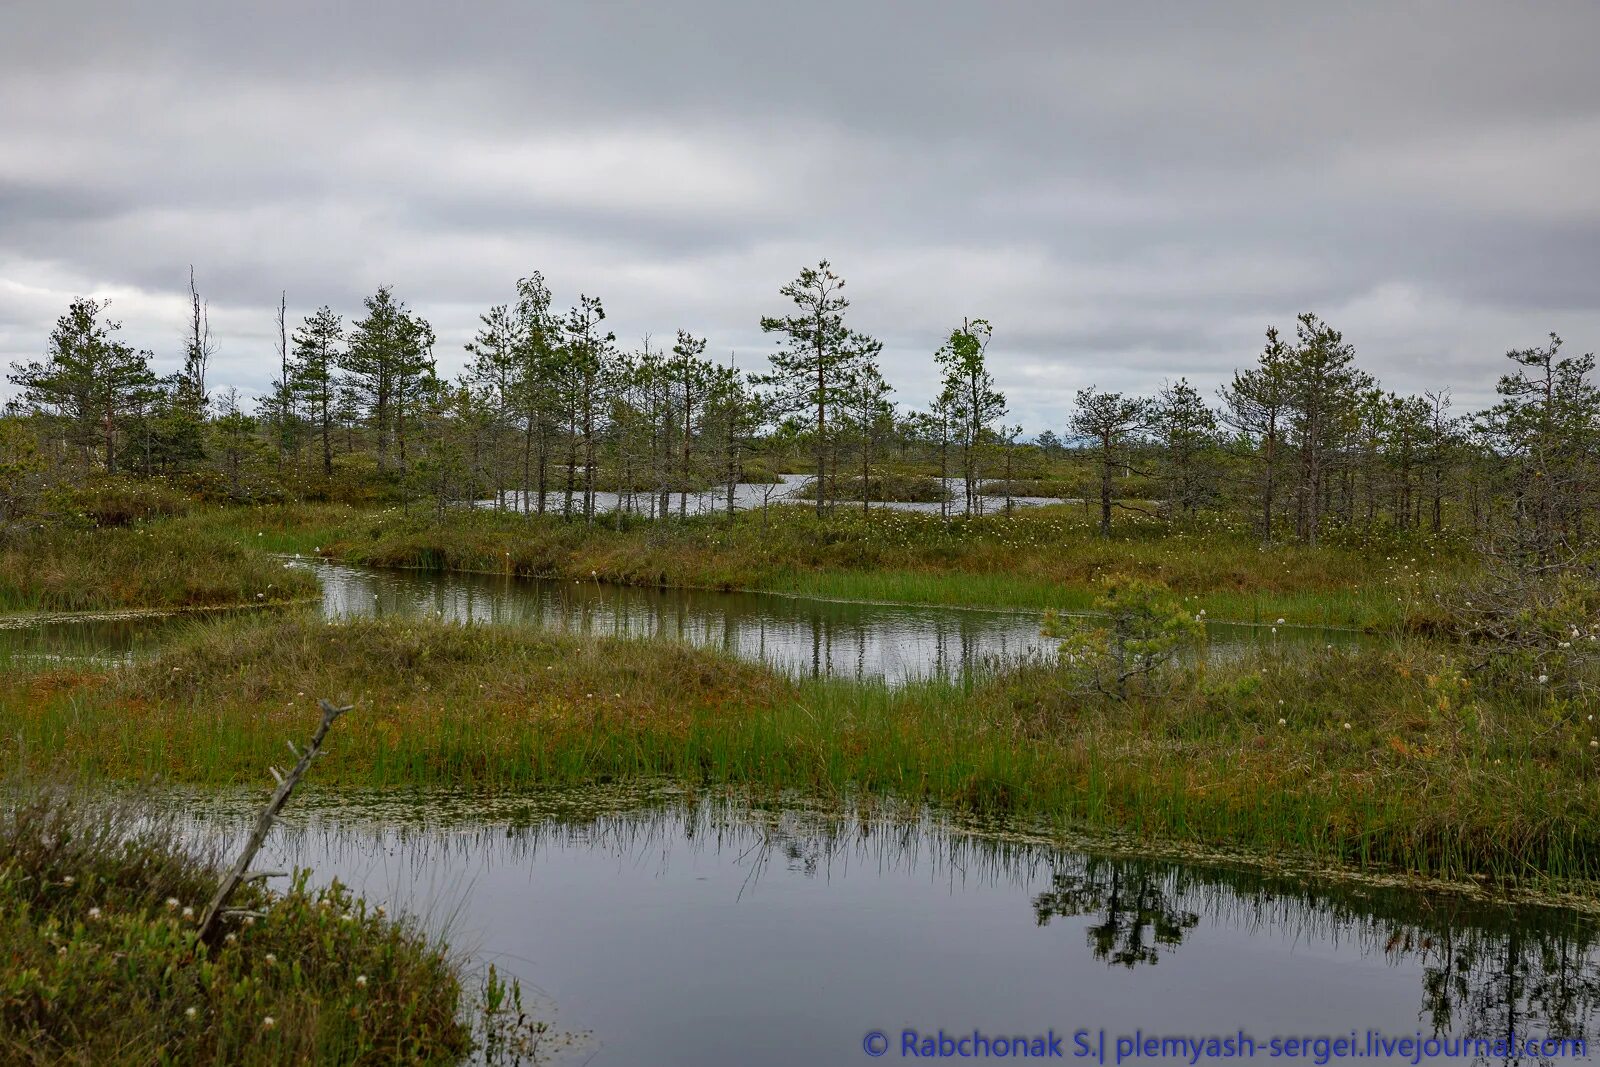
[178,502,1468,628]
[791,473,949,503]
[0,522,318,614]
[49,475,194,528]
[0,785,506,1065]
[7,615,1597,883]
[977,478,1076,498]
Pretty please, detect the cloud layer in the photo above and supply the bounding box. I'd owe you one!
[4,1,1599,427]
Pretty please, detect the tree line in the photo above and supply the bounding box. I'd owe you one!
[5,262,1597,547]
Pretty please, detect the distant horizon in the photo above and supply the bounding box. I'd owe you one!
[3,268,1585,439]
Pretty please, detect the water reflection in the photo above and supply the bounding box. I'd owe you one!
[480,473,1067,518]
[1035,852,1600,1058]
[302,558,1361,685]
[1033,857,1201,966]
[0,610,240,665]
[0,552,1366,683]
[185,790,1600,1066]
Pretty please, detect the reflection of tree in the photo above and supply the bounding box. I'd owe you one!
[1403,920,1600,1062]
[1031,851,1600,1063]
[1032,857,1199,967]
[263,790,1600,1067]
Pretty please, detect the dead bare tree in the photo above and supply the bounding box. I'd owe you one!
[197,699,352,942]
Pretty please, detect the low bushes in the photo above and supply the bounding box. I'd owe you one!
[0,521,319,613]
[0,785,537,1064]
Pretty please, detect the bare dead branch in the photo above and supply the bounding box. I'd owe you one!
[197,698,351,942]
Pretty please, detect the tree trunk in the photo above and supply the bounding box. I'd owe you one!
[814,332,826,519]
[1099,432,1113,537]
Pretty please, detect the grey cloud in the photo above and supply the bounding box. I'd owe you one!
[3,1,1599,430]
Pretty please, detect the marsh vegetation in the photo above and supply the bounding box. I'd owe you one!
[4,262,1600,1061]
[0,785,543,1065]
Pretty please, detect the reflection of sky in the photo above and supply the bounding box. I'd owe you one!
[228,794,1596,1067]
[315,558,1048,682]
[479,474,1066,518]
[0,542,1364,679]
[305,558,1363,686]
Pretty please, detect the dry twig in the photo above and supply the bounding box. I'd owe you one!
[197,699,351,942]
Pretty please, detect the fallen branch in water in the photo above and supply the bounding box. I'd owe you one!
[197,698,352,942]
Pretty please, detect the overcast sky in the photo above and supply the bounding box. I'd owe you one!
[3,1,1598,430]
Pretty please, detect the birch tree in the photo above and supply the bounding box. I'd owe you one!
[935,318,1005,514]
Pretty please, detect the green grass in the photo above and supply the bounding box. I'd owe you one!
[0,522,319,614]
[773,568,1383,625]
[790,473,950,503]
[977,477,1079,497]
[171,502,1466,629]
[0,784,540,1064]
[7,615,1597,884]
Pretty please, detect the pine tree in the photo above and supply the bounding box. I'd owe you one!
[559,295,614,523]
[1282,314,1370,544]
[465,298,526,511]
[1069,387,1149,537]
[212,388,256,500]
[506,274,561,514]
[1151,378,1218,516]
[666,330,714,517]
[263,290,300,474]
[1220,327,1293,544]
[756,261,857,517]
[291,306,345,479]
[1384,394,1432,530]
[1420,390,1461,534]
[156,267,212,474]
[841,347,893,514]
[704,357,762,518]
[1479,334,1600,554]
[340,287,434,477]
[7,297,155,474]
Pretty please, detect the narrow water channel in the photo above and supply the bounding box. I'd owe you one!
[1,556,1370,684]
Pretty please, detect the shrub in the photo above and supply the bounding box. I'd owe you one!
[792,474,949,503]
[0,785,509,1064]
[1443,556,1600,700]
[0,783,547,1067]
[1044,576,1204,700]
[0,419,49,534]
[49,475,191,528]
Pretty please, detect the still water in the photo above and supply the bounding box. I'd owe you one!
[1,557,1367,684]
[481,472,1067,518]
[219,787,1599,1066]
